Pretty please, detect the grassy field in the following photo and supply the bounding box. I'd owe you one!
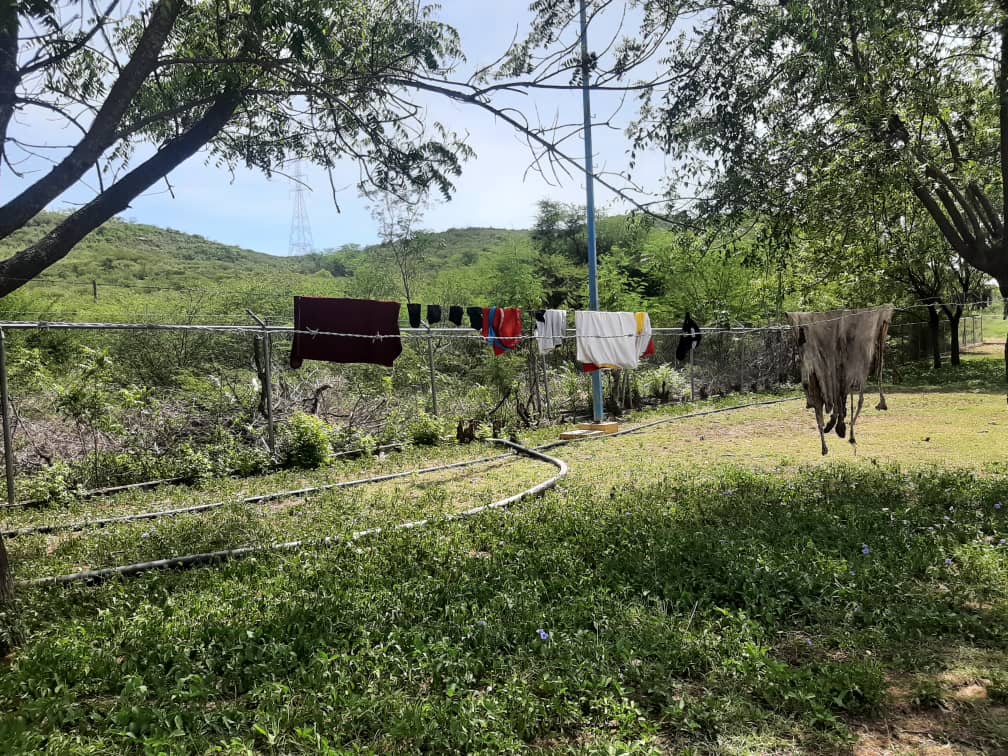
[1,359,1007,754]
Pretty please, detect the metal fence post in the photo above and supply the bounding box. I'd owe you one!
[425,324,438,416]
[0,328,16,506]
[737,335,744,391]
[247,310,275,457]
[541,354,552,419]
[689,347,695,401]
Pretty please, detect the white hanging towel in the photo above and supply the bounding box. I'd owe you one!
[576,311,640,369]
[536,309,567,354]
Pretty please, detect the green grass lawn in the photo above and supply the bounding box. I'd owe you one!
[982,301,1008,342]
[2,363,1008,754]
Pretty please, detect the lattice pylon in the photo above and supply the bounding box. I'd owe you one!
[288,162,315,257]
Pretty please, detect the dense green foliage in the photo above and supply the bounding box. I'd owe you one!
[1,208,932,330]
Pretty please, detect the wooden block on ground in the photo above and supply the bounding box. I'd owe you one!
[559,429,606,440]
[576,421,620,434]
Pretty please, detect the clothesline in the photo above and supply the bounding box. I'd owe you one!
[0,306,976,341]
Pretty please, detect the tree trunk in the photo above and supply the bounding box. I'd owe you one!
[0,534,12,608]
[940,303,963,366]
[0,5,19,162]
[927,303,942,369]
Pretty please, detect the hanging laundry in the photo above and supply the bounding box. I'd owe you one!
[407,303,422,328]
[786,306,894,456]
[576,311,640,370]
[482,306,523,356]
[581,311,654,371]
[448,305,464,326]
[676,312,702,361]
[535,309,567,354]
[290,296,402,369]
[534,310,546,323]
[636,311,655,358]
[427,304,442,325]
[467,306,484,331]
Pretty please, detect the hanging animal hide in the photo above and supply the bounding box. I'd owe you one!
[786,307,894,455]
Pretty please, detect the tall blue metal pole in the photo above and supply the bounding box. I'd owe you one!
[579,0,605,424]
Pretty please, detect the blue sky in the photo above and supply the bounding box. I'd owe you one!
[2,1,669,256]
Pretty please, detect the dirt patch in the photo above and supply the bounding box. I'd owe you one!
[854,711,978,755]
[267,498,303,514]
[953,685,988,704]
[854,676,1008,756]
[45,530,82,555]
[961,341,1004,357]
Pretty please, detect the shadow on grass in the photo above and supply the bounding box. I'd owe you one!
[2,464,1007,753]
[889,356,1007,395]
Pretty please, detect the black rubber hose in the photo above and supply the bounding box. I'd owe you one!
[4,397,799,538]
[2,451,514,539]
[0,443,410,511]
[22,440,567,586]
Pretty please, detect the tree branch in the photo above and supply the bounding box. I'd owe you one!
[910,177,969,256]
[0,3,19,169]
[0,89,244,297]
[390,76,689,228]
[926,163,984,242]
[968,180,1003,236]
[0,0,182,241]
[18,0,119,76]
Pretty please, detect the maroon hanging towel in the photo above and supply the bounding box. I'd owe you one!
[290,296,402,368]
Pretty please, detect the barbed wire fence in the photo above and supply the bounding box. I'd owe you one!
[0,310,987,506]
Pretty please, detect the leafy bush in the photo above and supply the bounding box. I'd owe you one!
[170,443,215,484]
[279,411,334,469]
[222,444,273,477]
[198,428,273,478]
[331,425,379,456]
[639,363,688,402]
[409,410,445,446]
[23,462,81,506]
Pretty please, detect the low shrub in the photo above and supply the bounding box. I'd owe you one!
[639,363,688,402]
[170,443,214,484]
[279,411,334,469]
[23,461,81,506]
[409,410,445,446]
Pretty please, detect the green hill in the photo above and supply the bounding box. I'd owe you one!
[0,213,536,324]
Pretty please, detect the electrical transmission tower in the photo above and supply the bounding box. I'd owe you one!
[288,162,315,256]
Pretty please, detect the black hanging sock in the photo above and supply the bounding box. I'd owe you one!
[676,312,702,361]
[407,303,422,328]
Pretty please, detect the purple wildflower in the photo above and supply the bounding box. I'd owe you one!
[861,544,871,556]
[537,629,550,642]
[995,502,1003,511]
[944,558,953,566]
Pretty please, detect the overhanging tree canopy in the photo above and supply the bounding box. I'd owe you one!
[615,0,1006,298]
[0,0,693,298]
[0,0,474,295]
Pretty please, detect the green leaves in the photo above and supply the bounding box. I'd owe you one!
[3,452,1007,751]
